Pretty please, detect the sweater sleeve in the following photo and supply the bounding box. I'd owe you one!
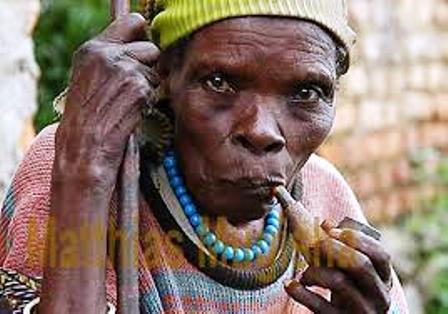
[301,154,409,313]
[0,124,58,277]
[0,124,118,305]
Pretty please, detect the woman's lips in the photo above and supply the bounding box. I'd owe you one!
[221,177,286,189]
[222,178,285,200]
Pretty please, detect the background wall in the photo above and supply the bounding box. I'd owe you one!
[0,0,40,202]
[319,0,448,223]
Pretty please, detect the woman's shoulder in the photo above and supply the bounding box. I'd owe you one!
[301,154,367,224]
[26,123,58,158]
[15,123,58,174]
[6,123,58,198]
[0,124,58,276]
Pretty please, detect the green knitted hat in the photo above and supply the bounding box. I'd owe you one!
[148,0,356,55]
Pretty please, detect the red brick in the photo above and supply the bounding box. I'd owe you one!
[362,130,403,161]
[377,163,394,191]
[358,101,386,131]
[406,65,427,91]
[398,187,417,213]
[382,104,400,128]
[342,136,366,168]
[383,193,402,221]
[403,92,434,122]
[434,95,448,121]
[392,159,412,186]
[420,122,448,147]
[403,125,421,152]
[362,133,384,160]
[386,130,404,157]
[350,170,377,198]
[333,103,357,134]
[363,196,385,224]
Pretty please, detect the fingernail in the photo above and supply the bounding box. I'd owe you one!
[328,228,343,239]
[284,279,301,289]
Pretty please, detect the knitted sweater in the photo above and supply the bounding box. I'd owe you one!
[0,124,408,313]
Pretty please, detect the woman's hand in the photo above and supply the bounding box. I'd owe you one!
[55,13,160,191]
[39,13,160,314]
[284,206,392,314]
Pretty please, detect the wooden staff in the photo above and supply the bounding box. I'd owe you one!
[111,1,140,314]
[111,0,130,19]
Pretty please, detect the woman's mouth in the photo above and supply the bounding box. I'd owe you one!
[226,178,285,200]
[220,177,284,190]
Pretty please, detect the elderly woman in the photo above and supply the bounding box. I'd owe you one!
[0,0,409,313]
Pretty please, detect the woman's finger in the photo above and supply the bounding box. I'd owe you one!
[301,266,375,313]
[138,65,161,88]
[319,238,391,312]
[284,279,340,314]
[97,13,147,43]
[329,228,392,284]
[123,41,161,66]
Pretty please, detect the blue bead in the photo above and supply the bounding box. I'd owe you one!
[258,240,269,255]
[179,195,192,207]
[189,214,202,227]
[251,245,262,258]
[223,246,234,261]
[267,210,280,220]
[175,186,187,197]
[262,233,274,245]
[213,240,225,255]
[163,156,176,169]
[166,167,178,179]
[184,204,197,217]
[195,225,208,237]
[234,248,245,263]
[203,232,217,246]
[244,249,255,262]
[265,224,278,235]
[266,217,280,229]
[170,176,183,189]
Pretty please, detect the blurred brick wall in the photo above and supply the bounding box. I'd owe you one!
[319,0,448,223]
[0,1,39,202]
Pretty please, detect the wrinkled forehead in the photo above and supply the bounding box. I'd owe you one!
[182,17,338,77]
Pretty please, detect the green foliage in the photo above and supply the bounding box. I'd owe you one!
[34,0,109,131]
[403,156,448,314]
[34,0,139,131]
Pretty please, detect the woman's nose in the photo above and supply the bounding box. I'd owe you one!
[232,106,285,155]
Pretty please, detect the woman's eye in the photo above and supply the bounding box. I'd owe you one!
[292,86,322,103]
[203,73,235,94]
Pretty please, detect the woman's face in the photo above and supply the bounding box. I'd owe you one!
[165,17,338,223]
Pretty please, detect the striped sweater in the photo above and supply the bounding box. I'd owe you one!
[0,124,408,313]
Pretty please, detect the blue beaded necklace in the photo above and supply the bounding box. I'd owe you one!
[163,150,281,263]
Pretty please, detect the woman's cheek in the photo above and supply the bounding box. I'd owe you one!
[285,117,333,155]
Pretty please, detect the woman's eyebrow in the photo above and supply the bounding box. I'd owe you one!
[187,54,254,78]
[298,70,336,87]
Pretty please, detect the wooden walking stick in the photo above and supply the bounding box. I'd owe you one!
[111,1,140,313]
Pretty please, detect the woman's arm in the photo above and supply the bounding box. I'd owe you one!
[37,13,160,314]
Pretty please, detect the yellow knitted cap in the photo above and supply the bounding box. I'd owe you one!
[149,0,356,55]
